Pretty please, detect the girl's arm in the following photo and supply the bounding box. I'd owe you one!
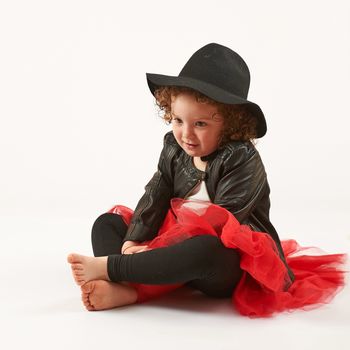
[122,132,177,243]
[214,143,267,223]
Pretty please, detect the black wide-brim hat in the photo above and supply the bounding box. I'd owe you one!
[146,43,267,138]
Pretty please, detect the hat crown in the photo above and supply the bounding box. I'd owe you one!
[145,42,267,138]
[179,43,251,99]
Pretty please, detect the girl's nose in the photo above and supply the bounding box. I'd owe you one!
[182,125,194,139]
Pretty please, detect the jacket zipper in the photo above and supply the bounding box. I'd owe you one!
[183,172,207,198]
[127,169,163,236]
[184,179,201,199]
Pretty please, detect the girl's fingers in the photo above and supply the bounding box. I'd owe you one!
[134,245,148,253]
[123,245,148,254]
[137,247,149,253]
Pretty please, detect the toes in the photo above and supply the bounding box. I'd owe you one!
[67,253,76,263]
[86,305,95,311]
[76,279,86,286]
[73,275,86,286]
[71,264,84,271]
[67,253,83,264]
[82,296,95,311]
[71,266,85,285]
[81,281,95,294]
[82,295,93,308]
[72,272,84,283]
[81,285,96,311]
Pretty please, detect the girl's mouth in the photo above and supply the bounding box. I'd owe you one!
[184,142,198,149]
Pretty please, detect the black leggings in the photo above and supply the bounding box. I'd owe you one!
[91,213,243,298]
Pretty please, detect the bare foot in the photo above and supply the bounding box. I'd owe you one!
[81,280,138,311]
[67,253,109,286]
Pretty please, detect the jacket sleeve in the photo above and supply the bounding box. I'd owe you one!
[214,143,267,223]
[122,133,176,243]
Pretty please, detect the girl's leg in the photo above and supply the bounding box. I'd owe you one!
[107,234,243,298]
[91,213,127,257]
[69,213,135,311]
[72,213,242,310]
[90,214,243,297]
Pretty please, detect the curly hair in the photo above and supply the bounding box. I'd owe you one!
[153,86,258,147]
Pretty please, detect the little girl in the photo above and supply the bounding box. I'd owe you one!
[68,43,347,317]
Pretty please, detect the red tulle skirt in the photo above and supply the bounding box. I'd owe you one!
[107,198,347,317]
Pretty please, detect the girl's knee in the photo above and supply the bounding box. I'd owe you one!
[91,213,125,239]
[188,235,228,260]
[92,213,111,235]
[186,235,231,269]
[92,212,114,227]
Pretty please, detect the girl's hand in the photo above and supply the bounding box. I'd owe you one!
[121,241,149,255]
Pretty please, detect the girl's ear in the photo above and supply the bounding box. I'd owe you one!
[164,113,172,125]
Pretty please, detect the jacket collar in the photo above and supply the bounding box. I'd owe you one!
[200,148,220,162]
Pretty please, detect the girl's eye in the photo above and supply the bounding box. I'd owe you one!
[172,118,207,127]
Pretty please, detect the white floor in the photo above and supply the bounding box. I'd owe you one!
[1,214,349,350]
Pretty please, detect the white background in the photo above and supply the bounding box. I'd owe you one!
[0,1,349,349]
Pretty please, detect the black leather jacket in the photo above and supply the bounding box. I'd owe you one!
[123,131,294,282]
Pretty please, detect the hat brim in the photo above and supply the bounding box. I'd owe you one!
[146,73,267,138]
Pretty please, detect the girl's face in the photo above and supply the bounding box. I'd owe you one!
[170,93,224,158]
